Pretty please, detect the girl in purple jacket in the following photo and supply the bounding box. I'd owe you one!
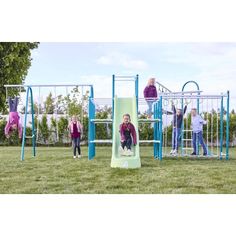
[143,78,158,118]
[119,114,137,156]
[68,115,83,159]
[5,97,22,139]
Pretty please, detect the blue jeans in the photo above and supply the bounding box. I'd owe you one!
[8,97,19,112]
[72,137,81,156]
[146,100,154,116]
[121,137,132,150]
[192,132,207,154]
[172,128,181,151]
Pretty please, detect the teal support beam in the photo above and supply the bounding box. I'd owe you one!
[21,86,36,161]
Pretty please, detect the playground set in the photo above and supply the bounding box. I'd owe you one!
[4,74,230,168]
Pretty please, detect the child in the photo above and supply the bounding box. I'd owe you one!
[68,115,83,159]
[170,102,187,155]
[143,78,158,118]
[5,97,22,139]
[119,114,137,156]
[191,108,208,156]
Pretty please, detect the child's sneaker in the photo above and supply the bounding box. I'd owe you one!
[78,155,81,158]
[127,149,134,156]
[119,146,124,155]
[170,150,174,155]
[73,156,76,159]
[123,147,128,156]
[172,150,178,156]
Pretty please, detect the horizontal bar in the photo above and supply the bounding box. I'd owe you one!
[183,130,193,132]
[161,90,203,95]
[182,154,219,158]
[182,139,192,141]
[138,119,161,123]
[90,119,112,123]
[182,147,193,150]
[161,95,227,99]
[4,84,93,88]
[139,140,160,143]
[90,140,112,143]
[115,79,136,82]
[114,76,136,79]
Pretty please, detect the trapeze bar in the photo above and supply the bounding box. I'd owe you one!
[4,84,93,88]
[90,119,113,123]
[90,140,113,143]
[138,118,161,123]
[139,140,161,143]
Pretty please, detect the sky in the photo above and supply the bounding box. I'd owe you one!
[25,43,236,109]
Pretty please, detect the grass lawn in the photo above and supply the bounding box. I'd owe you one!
[0,146,236,193]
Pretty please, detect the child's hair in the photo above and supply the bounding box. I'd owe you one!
[147,77,156,86]
[191,108,197,111]
[71,115,79,121]
[123,114,131,119]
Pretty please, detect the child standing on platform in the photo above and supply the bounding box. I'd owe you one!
[68,115,83,159]
[143,78,158,118]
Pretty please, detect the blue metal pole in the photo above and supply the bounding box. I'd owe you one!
[159,96,163,160]
[88,88,95,160]
[226,91,230,160]
[182,81,200,155]
[21,87,30,161]
[154,102,158,158]
[220,95,224,160]
[29,87,36,157]
[112,74,115,118]
[181,97,184,156]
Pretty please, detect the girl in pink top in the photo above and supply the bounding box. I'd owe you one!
[68,115,83,159]
[5,97,22,139]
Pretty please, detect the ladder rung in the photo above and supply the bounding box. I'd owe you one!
[90,119,112,123]
[25,135,35,139]
[182,139,192,141]
[90,139,112,143]
[139,140,160,143]
[138,119,161,123]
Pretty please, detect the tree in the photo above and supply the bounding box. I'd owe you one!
[0,42,39,114]
[44,92,55,114]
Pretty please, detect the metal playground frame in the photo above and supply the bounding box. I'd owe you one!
[4,76,230,161]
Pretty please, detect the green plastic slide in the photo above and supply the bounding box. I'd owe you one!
[111,96,141,168]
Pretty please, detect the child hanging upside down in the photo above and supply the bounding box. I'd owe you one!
[5,97,22,139]
[119,114,137,156]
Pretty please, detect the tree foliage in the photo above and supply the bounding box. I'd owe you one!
[0,42,39,113]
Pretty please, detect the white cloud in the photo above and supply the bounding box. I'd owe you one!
[96,52,148,70]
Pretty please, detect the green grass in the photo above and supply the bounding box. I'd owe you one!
[0,146,236,193]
